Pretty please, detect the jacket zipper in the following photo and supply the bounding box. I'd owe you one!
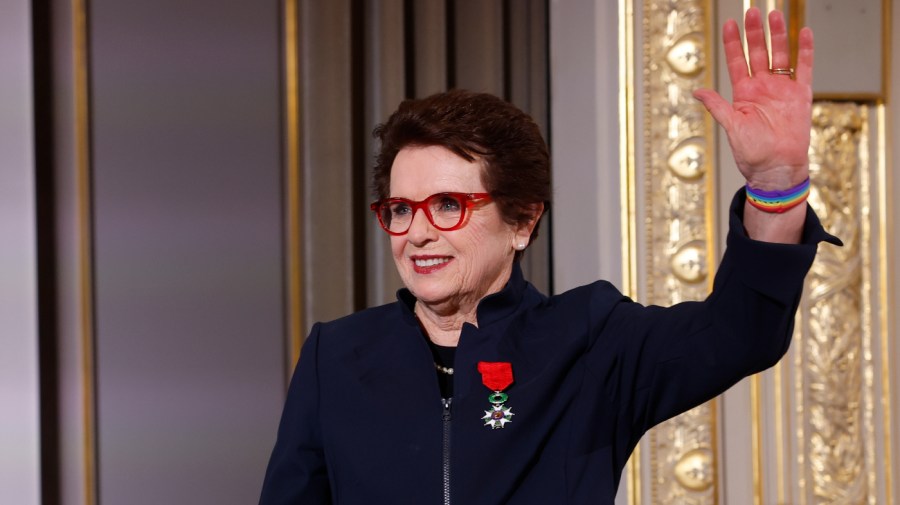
[441,397,452,505]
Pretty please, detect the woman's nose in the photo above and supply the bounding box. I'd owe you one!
[406,208,437,244]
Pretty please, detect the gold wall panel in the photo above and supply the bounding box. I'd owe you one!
[806,102,868,503]
[769,102,892,505]
[633,2,896,503]
[641,0,718,503]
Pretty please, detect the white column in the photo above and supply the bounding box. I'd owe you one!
[549,0,623,294]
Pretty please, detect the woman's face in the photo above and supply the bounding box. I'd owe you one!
[388,145,529,313]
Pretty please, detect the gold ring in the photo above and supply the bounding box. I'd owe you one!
[769,67,795,78]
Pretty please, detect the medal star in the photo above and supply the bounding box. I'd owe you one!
[481,404,515,429]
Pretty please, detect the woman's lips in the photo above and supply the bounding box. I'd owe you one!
[411,255,452,274]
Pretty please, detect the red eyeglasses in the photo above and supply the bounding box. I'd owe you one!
[370,192,493,235]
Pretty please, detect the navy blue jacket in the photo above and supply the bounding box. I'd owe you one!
[260,192,840,504]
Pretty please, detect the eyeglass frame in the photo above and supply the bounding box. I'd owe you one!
[369,192,493,236]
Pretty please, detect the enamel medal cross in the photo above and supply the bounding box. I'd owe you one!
[477,362,515,429]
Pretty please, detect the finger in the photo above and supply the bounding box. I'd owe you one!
[768,10,790,71]
[693,88,734,131]
[795,26,814,86]
[744,7,770,76]
[723,19,750,87]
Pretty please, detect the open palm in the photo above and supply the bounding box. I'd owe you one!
[694,8,813,190]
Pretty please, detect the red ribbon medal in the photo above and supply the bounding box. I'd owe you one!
[477,361,513,390]
[477,361,515,429]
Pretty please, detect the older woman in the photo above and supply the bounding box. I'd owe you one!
[260,8,839,505]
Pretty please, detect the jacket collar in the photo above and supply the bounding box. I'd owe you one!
[396,263,528,328]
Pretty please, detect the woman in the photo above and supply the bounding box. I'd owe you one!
[260,8,840,504]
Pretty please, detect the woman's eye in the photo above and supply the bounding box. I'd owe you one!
[390,203,412,216]
[437,197,461,212]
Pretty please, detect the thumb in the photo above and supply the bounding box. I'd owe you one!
[693,88,733,131]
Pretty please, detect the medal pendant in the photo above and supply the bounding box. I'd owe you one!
[482,392,515,429]
[477,362,516,429]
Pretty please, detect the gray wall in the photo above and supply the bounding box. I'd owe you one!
[39,0,288,503]
[0,0,41,503]
[87,0,286,503]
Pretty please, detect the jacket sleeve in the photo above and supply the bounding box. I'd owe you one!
[587,189,841,442]
[259,323,332,505]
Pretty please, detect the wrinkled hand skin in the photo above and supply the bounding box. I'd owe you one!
[694,8,814,244]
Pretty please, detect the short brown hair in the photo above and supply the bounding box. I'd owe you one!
[372,90,551,259]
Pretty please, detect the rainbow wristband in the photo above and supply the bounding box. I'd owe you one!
[745,177,810,213]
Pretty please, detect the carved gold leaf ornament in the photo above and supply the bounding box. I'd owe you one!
[650,404,717,503]
[797,102,871,504]
[642,0,716,503]
[666,34,705,76]
[634,3,890,504]
[674,448,715,491]
[670,242,707,284]
[667,139,707,180]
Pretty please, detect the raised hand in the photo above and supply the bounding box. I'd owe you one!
[693,8,813,192]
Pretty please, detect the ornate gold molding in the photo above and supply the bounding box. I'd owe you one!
[641,0,717,503]
[794,101,873,504]
[74,0,98,502]
[876,103,894,505]
[619,0,639,501]
[284,0,304,380]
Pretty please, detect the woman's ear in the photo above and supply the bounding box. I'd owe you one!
[512,202,544,249]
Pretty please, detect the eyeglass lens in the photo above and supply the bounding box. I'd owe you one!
[380,194,465,233]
